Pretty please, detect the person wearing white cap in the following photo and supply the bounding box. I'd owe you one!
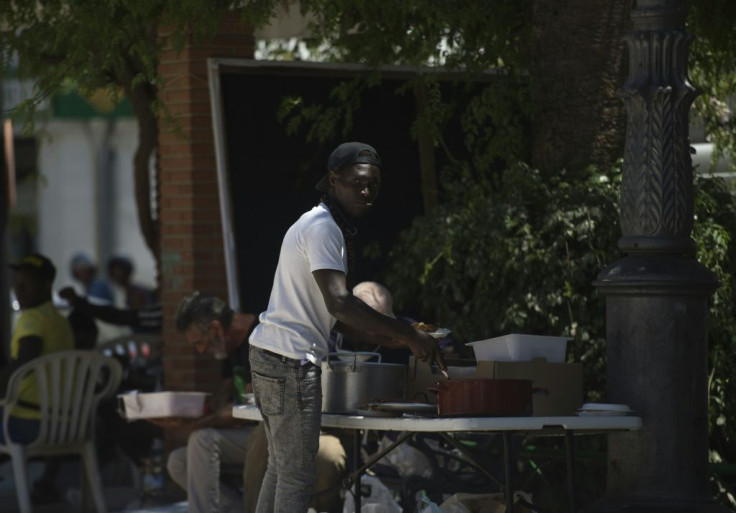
[248,141,446,513]
[69,252,114,305]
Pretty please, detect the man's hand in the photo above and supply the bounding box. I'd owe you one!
[407,330,447,372]
[58,287,81,307]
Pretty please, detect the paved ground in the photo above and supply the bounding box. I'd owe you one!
[0,456,187,513]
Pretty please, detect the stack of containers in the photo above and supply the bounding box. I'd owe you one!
[464,334,583,416]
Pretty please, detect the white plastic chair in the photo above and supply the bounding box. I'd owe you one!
[0,350,123,513]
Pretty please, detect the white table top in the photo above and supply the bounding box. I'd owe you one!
[233,405,642,433]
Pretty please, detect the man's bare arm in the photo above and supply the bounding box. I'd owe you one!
[333,321,403,349]
[312,269,445,369]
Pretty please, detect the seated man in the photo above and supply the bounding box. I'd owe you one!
[107,255,157,311]
[68,252,114,305]
[0,255,80,503]
[58,286,166,469]
[59,286,162,334]
[0,253,75,443]
[161,292,346,513]
[150,292,255,513]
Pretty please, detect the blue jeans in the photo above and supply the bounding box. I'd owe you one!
[249,345,322,513]
[0,407,40,444]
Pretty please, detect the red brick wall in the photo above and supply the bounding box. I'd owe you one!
[157,12,254,393]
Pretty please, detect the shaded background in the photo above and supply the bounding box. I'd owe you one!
[218,65,427,314]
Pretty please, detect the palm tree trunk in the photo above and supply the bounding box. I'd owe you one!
[530,0,630,175]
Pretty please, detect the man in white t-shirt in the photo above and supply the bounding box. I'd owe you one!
[248,141,445,513]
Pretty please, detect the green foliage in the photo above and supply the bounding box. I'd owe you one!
[278,4,736,506]
[277,74,380,142]
[0,0,153,123]
[2,0,735,507]
[384,162,736,509]
[384,162,622,402]
[687,0,736,169]
[301,0,530,71]
[0,0,276,127]
[271,1,533,167]
[693,174,736,507]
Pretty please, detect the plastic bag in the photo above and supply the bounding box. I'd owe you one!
[439,491,536,513]
[418,500,444,513]
[417,490,444,513]
[376,434,434,479]
[342,475,402,513]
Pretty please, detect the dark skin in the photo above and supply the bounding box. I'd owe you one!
[59,287,140,326]
[313,163,446,371]
[71,264,96,289]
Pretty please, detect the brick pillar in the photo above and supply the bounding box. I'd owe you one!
[157,12,254,395]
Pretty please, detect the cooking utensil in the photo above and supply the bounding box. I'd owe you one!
[321,352,407,413]
[435,351,450,380]
[428,378,538,416]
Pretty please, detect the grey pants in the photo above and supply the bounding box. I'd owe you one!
[167,426,255,513]
[250,345,322,513]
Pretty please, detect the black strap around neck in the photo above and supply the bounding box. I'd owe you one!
[321,195,357,281]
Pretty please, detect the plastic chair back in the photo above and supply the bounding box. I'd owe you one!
[0,350,122,512]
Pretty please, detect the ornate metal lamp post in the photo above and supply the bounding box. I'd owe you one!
[591,0,728,511]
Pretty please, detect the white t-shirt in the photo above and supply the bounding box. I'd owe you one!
[249,203,347,361]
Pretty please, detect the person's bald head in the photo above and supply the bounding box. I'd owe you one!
[352,281,395,318]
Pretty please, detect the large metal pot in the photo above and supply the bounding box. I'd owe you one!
[429,378,535,416]
[321,352,407,413]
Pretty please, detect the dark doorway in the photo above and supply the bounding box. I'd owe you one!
[214,62,425,313]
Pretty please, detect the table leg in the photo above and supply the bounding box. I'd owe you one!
[353,429,362,513]
[565,430,577,512]
[437,433,504,489]
[347,430,413,511]
[503,431,514,513]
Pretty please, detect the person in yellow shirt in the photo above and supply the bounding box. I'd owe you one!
[0,253,75,444]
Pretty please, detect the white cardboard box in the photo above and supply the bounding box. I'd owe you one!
[118,391,208,419]
[472,358,583,416]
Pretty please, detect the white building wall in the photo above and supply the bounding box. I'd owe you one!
[35,118,156,296]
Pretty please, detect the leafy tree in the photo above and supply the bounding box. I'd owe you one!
[687,0,736,167]
[281,0,736,506]
[0,0,273,263]
[2,0,735,505]
[384,163,621,399]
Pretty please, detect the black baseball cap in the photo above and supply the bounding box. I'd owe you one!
[9,253,57,282]
[315,142,382,193]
